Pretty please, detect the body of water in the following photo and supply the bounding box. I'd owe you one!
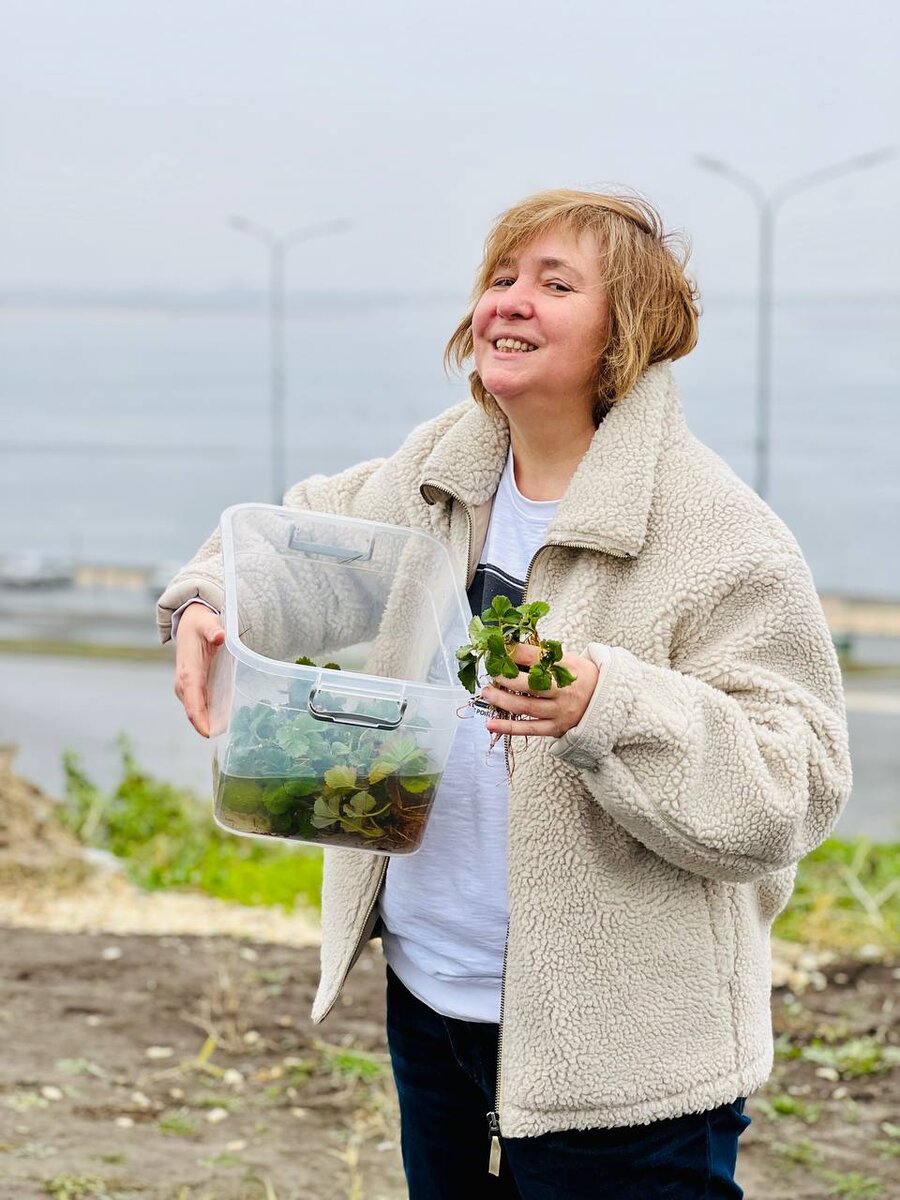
[1,294,898,597]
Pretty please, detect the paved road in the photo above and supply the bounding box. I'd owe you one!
[1,653,896,842]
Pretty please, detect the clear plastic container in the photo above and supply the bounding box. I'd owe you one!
[208,504,471,855]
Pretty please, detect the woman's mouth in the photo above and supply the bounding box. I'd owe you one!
[493,337,538,354]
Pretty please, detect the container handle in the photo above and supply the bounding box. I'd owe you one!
[307,686,407,730]
[287,529,375,564]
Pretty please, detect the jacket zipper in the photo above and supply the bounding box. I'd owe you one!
[486,536,632,1175]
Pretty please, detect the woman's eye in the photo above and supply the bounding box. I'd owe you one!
[548,281,573,293]
[492,277,515,288]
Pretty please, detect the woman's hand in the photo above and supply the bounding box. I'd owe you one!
[173,603,225,738]
[481,643,599,739]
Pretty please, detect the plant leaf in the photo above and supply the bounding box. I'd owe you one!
[528,664,553,691]
[550,664,576,688]
[323,765,358,792]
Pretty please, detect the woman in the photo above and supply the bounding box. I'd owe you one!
[160,189,852,1198]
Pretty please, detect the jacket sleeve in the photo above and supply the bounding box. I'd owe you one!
[548,552,852,883]
[155,457,387,643]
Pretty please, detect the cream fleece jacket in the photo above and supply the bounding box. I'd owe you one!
[157,361,851,1136]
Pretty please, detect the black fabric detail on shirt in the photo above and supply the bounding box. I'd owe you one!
[467,561,525,618]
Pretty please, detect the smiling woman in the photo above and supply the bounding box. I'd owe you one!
[157,186,851,1199]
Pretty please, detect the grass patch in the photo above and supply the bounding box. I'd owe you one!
[318,1042,385,1085]
[44,1176,113,1200]
[754,1092,823,1124]
[773,837,900,954]
[58,739,323,912]
[773,1138,824,1168]
[0,638,169,662]
[52,740,899,955]
[820,1171,886,1199]
[157,1111,199,1137]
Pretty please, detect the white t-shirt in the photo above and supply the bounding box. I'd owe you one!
[378,451,558,1022]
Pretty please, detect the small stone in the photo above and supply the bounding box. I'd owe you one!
[169,1088,184,1100]
[239,947,258,961]
[131,1091,152,1108]
[815,1066,839,1082]
[114,1116,134,1128]
[243,1030,260,1046]
[832,1086,849,1100]
[205,1107,229,1124]
[226,1139,247,1153]
[340,994,353,1007]
[85,1015,102,1027]
[145,1046,174,1060]
[102,946,123,961]
[834,972,849,984]
[859,944,882,960]
[222,1069,244,1088]
[376,1140,395,1152]
[40,1086,63,1102]
[290,1107,308,1119]
[277,1015,294,1028]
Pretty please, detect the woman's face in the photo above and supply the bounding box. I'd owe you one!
[471,227,609,419]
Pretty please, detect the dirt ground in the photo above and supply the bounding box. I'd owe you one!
[0,927,896,1200]
[0,751,897,1199]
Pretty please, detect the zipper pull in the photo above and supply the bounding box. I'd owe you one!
[486,1110,502,1176]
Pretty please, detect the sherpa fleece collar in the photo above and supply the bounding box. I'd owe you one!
[418,360,679,559]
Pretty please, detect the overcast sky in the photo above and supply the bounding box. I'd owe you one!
[2,0,898,299]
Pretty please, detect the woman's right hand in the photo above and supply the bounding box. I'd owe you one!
[173,602,225,738]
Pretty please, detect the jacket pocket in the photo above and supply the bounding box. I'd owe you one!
[702,878,736,986]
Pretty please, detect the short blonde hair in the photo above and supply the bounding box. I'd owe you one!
[444,188,700,422]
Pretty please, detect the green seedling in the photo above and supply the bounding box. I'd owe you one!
[456,595,576,694]
[216,655,438,852]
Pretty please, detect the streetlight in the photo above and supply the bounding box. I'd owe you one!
[695,149,896,499]
[228,214,351,503]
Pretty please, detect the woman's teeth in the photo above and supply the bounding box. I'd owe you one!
[494,338,537,353]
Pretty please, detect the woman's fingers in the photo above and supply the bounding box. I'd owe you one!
[174,608,225,738]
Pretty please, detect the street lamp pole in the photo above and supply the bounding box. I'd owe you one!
[228,215,351,503]
[696,149,896,500]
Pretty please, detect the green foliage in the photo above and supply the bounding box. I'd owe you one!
[43,1177,112,1200]
[218,688,438,851]
[319,1045,385,1084]
[59,738,323,912]
[773,837,900,954]
[157,1110,199,1137]
[754,1092,823,1124]
[773,1138,824,1168]
[820,1171,886,1199]
[799,1037,900,1080]
[455,595,576,694]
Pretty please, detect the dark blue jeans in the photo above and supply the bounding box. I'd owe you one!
[385,965,750,1199]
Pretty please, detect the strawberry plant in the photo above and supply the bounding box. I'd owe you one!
[215,657,439,853]
[456,595,576,694]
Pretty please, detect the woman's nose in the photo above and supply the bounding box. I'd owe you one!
[496,283,534,321]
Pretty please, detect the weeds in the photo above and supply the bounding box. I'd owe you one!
[754,1092,823,1124]
[157,1111,199,1137]
[44,1177,113,1200]
[58,737,323,911]
[774,837,900,954]
[773,1138,824,1168]
[820,1171,886,1199]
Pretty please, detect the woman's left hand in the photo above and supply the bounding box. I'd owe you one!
[481,643,600,738]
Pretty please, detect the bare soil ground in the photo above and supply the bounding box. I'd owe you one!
[0,753,897,1199]
[1,927,897,1200]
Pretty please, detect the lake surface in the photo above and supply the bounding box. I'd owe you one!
[1,294,899,598]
